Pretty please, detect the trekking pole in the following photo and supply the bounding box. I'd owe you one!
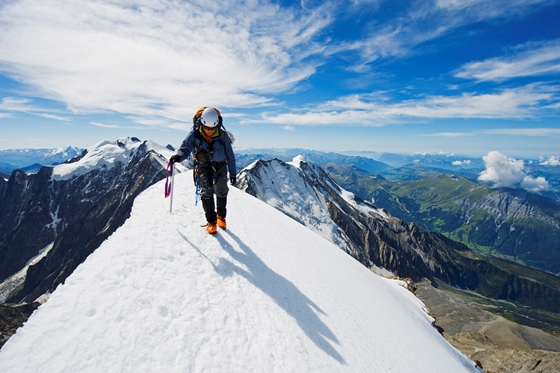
[194,174,200,206]
[169,164,175,213]
[165,162,175,213]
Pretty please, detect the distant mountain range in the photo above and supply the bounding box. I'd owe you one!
[1,139,560,366]
[0,146,83,178]
[325,163,560,275]
[376,152,486,169]
[235,148,391,174]
[3,145,558,277]
[236,148,560,195]
[238,148,485,170]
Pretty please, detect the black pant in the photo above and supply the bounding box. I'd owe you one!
[197,161,228,223]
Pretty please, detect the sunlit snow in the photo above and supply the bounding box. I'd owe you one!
[0,171,480,373]
[51,138,172,181]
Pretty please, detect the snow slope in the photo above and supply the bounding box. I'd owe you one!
[0,171,480,373]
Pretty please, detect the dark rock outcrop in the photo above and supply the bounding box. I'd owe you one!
[0,138,170,303]
[0,302,40,348]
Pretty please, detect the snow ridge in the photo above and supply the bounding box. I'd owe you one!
[0,171,479,373]
[238,157,391,256]
[50,137,171,181]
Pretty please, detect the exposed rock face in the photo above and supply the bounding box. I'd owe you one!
[458,189,558,228]
[0,167,57,282]
[357,173,560,274]
[0,303,40,349]
[237,158,560,314]
[0,138,171,303]
[455,190,560,271]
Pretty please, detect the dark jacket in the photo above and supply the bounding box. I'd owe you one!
[176,126,236,176]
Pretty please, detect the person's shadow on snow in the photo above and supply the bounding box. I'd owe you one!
[213,230,345,364]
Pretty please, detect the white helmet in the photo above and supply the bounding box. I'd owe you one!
[200,107,220,128]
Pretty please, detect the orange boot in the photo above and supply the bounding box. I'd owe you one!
[206,221,217,234]
[217,215,227,230]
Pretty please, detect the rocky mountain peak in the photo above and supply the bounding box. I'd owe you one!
[0,138,177,303]
[237,156,560,315]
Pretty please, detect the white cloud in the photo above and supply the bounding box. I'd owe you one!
[125,116,189,131]
[341,0,553,68]
[452,160,472,166]
[478,151,550,192]
[0,97,36,112]
[482,127,560,136]
[0,0,330,121]
[38,113,72,122]
[0,0,557,134]
[540,155,560,166]
[456,39,560,82]
[424,132,473,138]
[263,84,559,125]
[520,175,550,193]
[91,122,122,129]
[435,0,548,15]
[0,97,78,121]
[389,85,558,119]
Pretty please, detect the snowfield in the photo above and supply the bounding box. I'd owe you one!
[0,171,480,373]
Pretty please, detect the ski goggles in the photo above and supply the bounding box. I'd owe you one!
[202,125,217,131]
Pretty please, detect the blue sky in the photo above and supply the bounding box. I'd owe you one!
[0,0,559,159]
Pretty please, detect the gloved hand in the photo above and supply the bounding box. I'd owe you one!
[230,175,237,185]
[169,155,180,164]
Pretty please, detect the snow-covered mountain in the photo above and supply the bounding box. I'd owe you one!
[234,148,391,174]
[0,170,481,372]
[237,156,469,282]
[0,146,83,173]
[0,137,180,304]
[236,157,560,313]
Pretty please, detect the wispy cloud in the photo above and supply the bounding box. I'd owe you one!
[0,97,76,122]
[126,116,188,131]
[339,0,553,69]
[419,127,560,138]
[91,122,122,129]
[37,113,72,122]
[0,0,557,138]
[263,84,560,125]
[481,127,560,136]
[0,97,37,112]
[422,132,474,137]
[456,39,560,82]
[0,0,330,121]
[91,120,163,130]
